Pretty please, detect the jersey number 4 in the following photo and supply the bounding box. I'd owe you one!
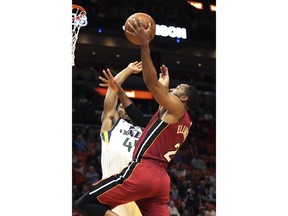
[164,143,180,162]
[123,138,137,152]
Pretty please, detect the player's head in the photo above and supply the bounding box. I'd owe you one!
[169,84,199,110]
[117,103,132,122]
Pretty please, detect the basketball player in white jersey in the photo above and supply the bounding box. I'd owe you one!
[100,61,148,216]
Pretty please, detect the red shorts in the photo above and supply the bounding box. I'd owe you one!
[88,160,170,216]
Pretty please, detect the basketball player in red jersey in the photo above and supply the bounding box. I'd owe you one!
[75,18,199,216]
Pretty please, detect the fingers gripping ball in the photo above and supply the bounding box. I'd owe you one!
[124,13,156,45]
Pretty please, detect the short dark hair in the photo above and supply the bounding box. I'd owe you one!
[184,84,199,110]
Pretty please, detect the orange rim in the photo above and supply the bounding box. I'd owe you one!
[72,4,86,21]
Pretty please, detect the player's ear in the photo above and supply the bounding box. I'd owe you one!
[179,95,188,103]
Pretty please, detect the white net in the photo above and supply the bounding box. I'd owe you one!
[72,5,86,66]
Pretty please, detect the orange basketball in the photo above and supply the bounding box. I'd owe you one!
[124,13,156,45]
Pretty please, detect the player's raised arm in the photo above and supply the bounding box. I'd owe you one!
[99,68,149,128]
[100,61,142,132]
[127,19,185,121]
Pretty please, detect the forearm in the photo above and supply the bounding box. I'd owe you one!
[140,44,170,109]
[117,86,148,127]
[125,103,148,128]
[114,67,133,86]
[117,86,133,108]
[141,44,159,86]
[101,63,136,117]
[102,67,132,116]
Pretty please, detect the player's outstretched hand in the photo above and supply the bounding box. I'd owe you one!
[99,69,121,93]
[128,61,142,74]
[159,65,170,89]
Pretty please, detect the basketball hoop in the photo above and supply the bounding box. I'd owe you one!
[72,4,86,66]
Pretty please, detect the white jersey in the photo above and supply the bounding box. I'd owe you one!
[100,118,142,179]
[100,118,143,216]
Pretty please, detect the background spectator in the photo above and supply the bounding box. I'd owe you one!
[168,201,181,216]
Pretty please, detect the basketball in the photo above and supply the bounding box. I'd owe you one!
[124,13,156,45]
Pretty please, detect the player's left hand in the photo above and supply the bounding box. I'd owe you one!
[159,65,170,89]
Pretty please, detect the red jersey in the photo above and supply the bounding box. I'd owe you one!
[132,110,192,168]
[86,110,192,215]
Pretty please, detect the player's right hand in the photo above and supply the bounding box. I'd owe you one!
[99,69,121,93]
[128,61,142,74]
